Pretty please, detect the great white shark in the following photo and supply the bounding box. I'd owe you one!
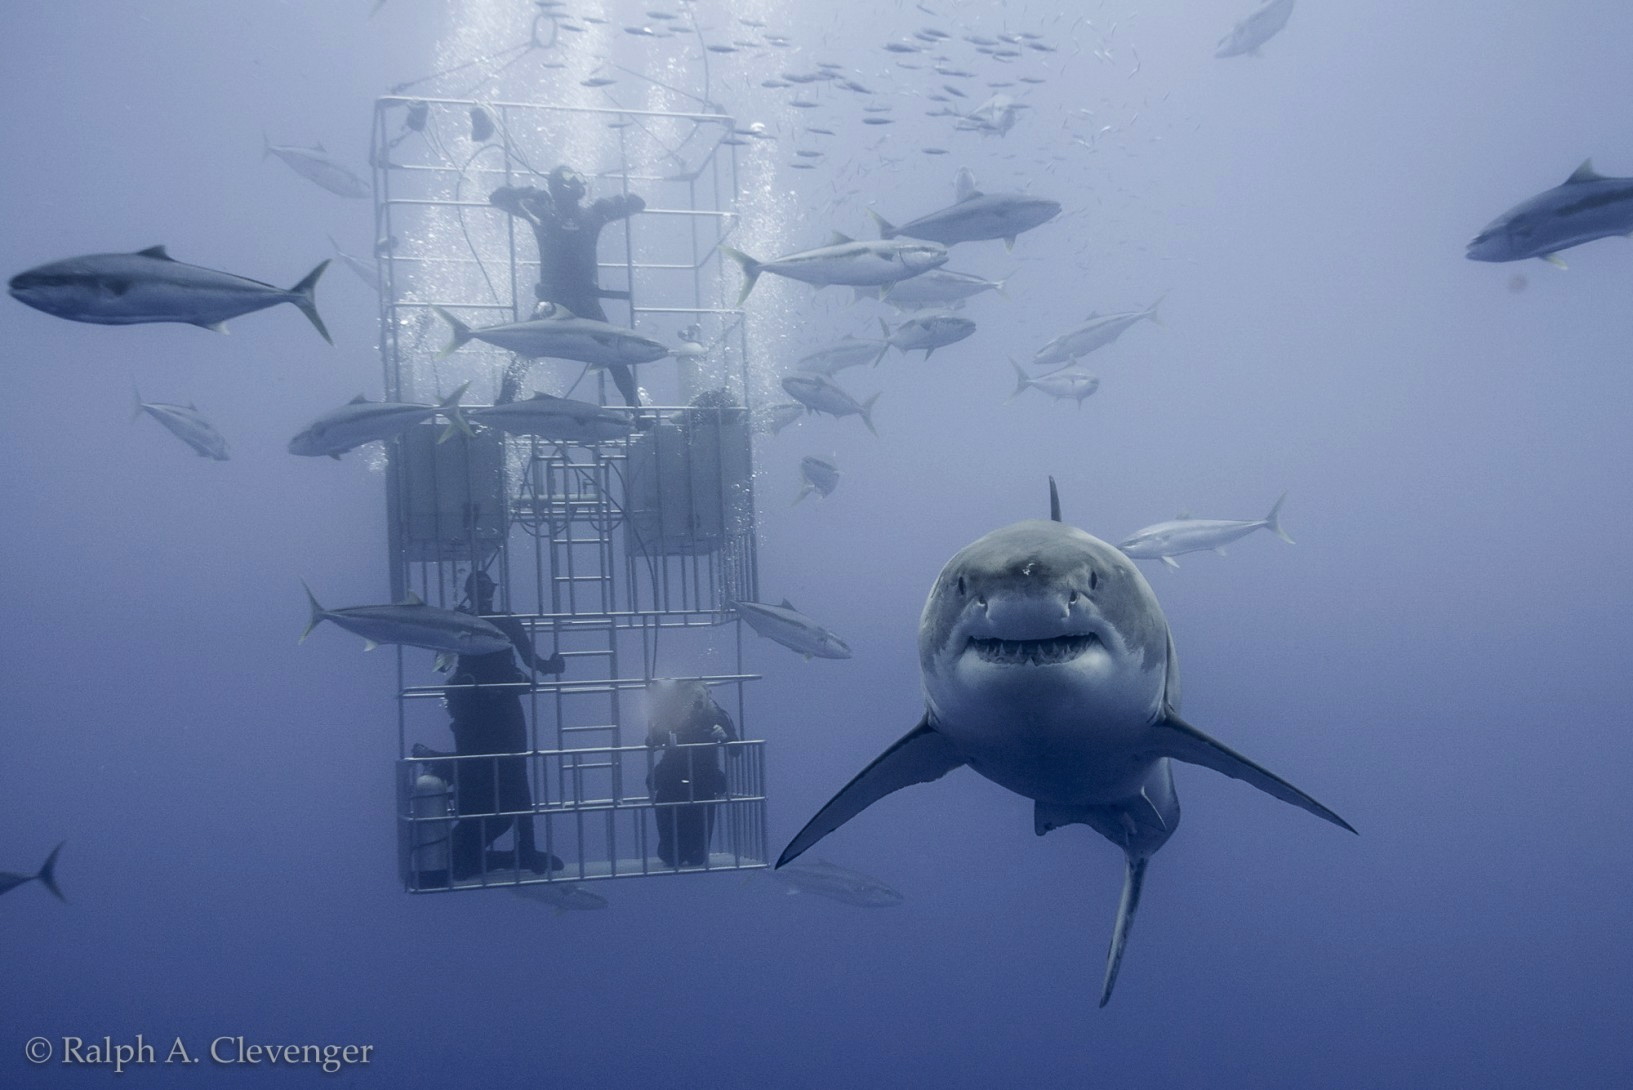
[778,480,1354,1006]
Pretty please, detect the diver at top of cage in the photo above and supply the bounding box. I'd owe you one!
[489,165,646,408]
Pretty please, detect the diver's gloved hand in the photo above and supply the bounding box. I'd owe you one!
[539,652,567,676]
[710,725,729,743]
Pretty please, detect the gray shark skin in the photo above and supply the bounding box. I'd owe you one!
[1119,494,1295,569]
[770,859,903,907]
[871,170,1059,249]
[1215,0,1295,58]
[1467,160,1633,265]
[132,389,230,461]
[0,842,66,902]
[9,247,331,343]
[778,479,1353,1006]
[433,304,669,368]
[288,383,470,459]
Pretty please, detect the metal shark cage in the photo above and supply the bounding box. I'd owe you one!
[367,94,769,893]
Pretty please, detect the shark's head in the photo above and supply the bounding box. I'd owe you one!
[919,519,1171,729]
[1004,196,1062,230]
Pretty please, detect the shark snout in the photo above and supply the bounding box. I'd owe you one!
[971,590,1095,641]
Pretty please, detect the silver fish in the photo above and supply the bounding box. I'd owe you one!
[722,234,948,303]
[510,882,609,911]
[434,303,670,369]
[780,373,880,435]
[289,383,470,459]
[132,388,230,460]
[734,599,852,659]
[299,582,513,666]
[1215,0,1296,58]
[263,136,370,199]
[466,391,636,444]
[770,859,902,906]
[1009,361,1099,406]
[1032,297,1163,367]
[1467,159,1633,266]
[9,246,330,342]
[860,268,1007,308]
[1118,494,1294,569]
[872,169,1059,249]
[795,336,889,376]
[878,312,976,361]
[795,455,840,503]
[0,842,66,902]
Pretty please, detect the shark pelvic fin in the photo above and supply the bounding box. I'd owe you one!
[777,715,964,866]
[1099,853,1148,1007]
[1151,713,1356,834]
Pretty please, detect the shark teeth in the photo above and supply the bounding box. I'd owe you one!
[968,633,1099,666]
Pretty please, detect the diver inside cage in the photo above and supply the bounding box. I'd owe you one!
[645,678,740,868]
[419,570,567,882]
[489,164,647,408]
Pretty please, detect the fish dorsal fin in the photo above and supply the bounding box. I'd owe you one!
[527,392,561,403]
[136,245,173,260]
[533,301,577,320]
[1566,159,1603,184]
[1048,476,1062,521]
[348,394,369,404]
[779,598,795,610]
[1175,510,1191,520]
[828,231,854,246]
[954,167,978,202]
[1084,310,1101,321]
[400,590,425,606]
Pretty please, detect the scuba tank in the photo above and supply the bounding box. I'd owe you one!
[406,767,455,887]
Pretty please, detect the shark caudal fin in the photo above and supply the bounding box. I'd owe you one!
[434,380,475,444]
[298,579,328,643]
[778,716,965,866]
[867,208,899,239]
[859,392,881,437]
[288,261,332,344]
[1265,492,1294,544]
[1099,853,1148,1007]
[431,306,475,360]
[36,841,66,903]
[1008,358,1031,402]
[720,247,762,304]
[1152,713,1356,834]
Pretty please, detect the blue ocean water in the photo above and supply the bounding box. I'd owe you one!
[4,2,1633,1087]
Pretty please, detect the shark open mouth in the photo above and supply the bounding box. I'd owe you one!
[968,633,1099,666]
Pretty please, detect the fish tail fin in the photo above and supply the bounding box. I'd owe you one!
[860,392,881,437]
[1008,357,1030,402]
[431,306,473,359]
[1146,291,1167,327]
[288,260,332,344]
[436,381,475,443]
[994,276,1011,301]
[36,841,66,903]
[867,208,898,239]
[874,319,892,365]
[1099,853,1148,1007]
[793,483,812,505]
[720,247,761,304]
[299,579,326,643]
[1266,491,1293,543]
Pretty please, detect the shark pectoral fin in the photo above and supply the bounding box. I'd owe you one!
[1152,713,1356,834]
[1100,853,1149,1007]
[777,715,964,866]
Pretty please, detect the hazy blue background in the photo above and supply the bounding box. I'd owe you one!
[4,2,1633,1087]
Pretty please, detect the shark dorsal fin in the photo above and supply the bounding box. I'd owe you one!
[400,590,425,606]
[954,167,978,202]
[136,245,173,260]
[780,598,795,610]
[828,230,854,246]
[348,394,369,404]
[1048,476,1062,522]
[1566,159,1603,185]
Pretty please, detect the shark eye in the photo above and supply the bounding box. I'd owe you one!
[1090,570,1099,590]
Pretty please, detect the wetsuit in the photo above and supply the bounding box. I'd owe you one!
[489,185,647,407]
[446,614,564,879]
[646,692,738,867]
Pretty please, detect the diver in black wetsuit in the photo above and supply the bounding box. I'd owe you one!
[489,165,647,407]
[645,679,739,868]
[446,571,567,880]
